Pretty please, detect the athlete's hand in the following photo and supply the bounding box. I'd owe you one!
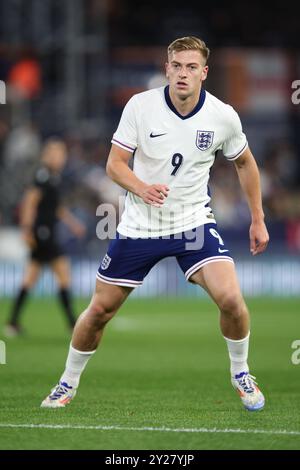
[71,221,86,239]
[21,228,36,249]
[138,184,169,207]
[249,220,269,255]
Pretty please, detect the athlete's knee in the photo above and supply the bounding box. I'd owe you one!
[58,281,71,290]
[86,299,116,327]
[22,279,36,290]
[218,292,247,318]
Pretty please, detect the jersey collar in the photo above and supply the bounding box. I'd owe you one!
[164,85,206,120]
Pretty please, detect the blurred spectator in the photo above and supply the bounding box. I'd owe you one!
[0,119,9,167]
[210,157,251,228]
[260,139,300,221]
[3,122,41,167]
[0,122,41,224]
[286,219,300,252]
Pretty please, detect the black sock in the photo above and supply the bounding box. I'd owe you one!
[58,288,76,328]
[9,287,29,326]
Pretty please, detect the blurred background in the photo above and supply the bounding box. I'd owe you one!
[0,0,300,298]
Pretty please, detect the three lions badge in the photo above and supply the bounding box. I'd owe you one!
[196,130,214,151]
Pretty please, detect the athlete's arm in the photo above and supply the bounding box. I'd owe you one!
[20,187,41,247]
[57,207,86,238]
[234,147,269,255]
[106,144,169,207]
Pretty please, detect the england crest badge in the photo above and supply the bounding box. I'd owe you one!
[101,254,111,270]
[196,130,214,151]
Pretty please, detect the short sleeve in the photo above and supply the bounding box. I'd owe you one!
[111,96,138,153]
[222,108,248,161]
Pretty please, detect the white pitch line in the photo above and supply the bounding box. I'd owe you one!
[0,423,300,436]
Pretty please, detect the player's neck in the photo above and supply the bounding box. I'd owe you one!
[169,87,202,116]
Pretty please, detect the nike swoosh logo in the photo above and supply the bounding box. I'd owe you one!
[150,132,167,138]
[218,248,229,253]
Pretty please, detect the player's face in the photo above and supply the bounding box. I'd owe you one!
[166,50,208,99]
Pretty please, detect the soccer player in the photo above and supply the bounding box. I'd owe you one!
[41,37,269,411]
[4,138,85,336]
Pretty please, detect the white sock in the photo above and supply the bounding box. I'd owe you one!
[224,332,250,377]
[60,344,96,388]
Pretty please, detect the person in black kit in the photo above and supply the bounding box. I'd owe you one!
[5,138,86,336]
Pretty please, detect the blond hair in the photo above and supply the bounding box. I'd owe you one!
[167,36,210,64]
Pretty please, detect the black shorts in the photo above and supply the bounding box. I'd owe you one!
[31,226,64,263]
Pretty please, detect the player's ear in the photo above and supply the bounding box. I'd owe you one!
[201,65,209,81]
[165,62,169,79]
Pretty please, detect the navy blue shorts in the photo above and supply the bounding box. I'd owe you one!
[97,223,234,288]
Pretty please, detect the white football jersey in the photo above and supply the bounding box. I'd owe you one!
[112,86,248,237]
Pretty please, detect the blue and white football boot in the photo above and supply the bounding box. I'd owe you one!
[231,372,265,411]
[41,381,77,408]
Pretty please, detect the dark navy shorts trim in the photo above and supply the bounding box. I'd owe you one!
[97,223,234,288]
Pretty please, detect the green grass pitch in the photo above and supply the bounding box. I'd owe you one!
[0,296,300,450]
